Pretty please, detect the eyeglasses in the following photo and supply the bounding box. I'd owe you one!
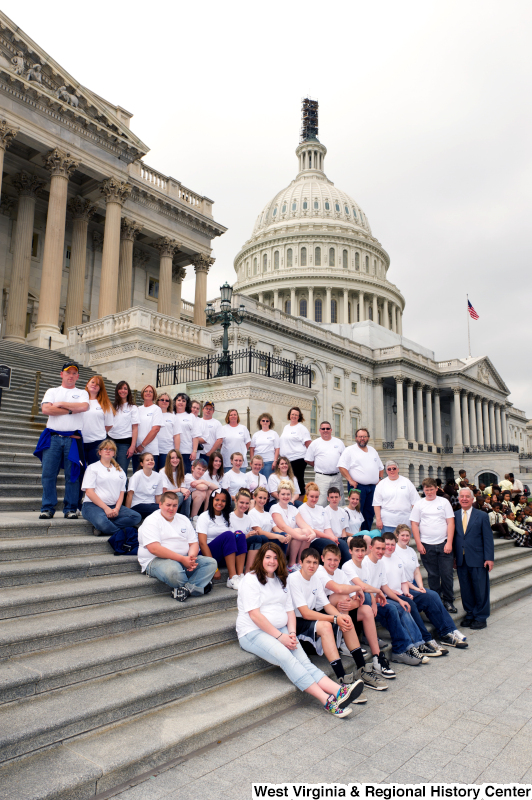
[387,467,398,471]
[159,399,170,403]
[320,427,331,431]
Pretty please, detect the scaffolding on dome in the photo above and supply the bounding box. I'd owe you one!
[300,97,319,142]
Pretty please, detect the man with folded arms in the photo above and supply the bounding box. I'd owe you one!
[305,421,345,505]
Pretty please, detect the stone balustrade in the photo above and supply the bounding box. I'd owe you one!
[130,161,214,218]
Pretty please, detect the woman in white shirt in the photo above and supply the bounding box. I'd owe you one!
[279,407,311,503]
[220,409,251,472]
[133,385,164,473]
[173,392,201,476]
[81,439,141,534]
[343,489,365,537]
[250,413,280,480]
[237,543,356,718]
[220,452,247,501]
[196,488,248,590]
[245,486,291,571]
[271,481,314,571]
[266,457,301,510]
[244,455,268,500]
[109,381,139,475]
[206,451,224,488]
[160,449,191,518]
[126,452,164,519]
[155,392,181,472]
[82,376,115,465]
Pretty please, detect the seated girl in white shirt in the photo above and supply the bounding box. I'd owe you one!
[81,439,142,534]
[207,450,224,488]
[266,457,301,508]
[244,455,268,507]
[220,452,247,502]
[245,486,291,572]
[196,488,247,590]
[125,452,164,519]
[159,449,191,518]
[270,480,315,571]
[184,459,220,521]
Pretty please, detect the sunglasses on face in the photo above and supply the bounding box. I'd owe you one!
[320,427,331,431]
[387,467,397,471]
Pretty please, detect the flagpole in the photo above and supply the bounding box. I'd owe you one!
[467,294,471,358]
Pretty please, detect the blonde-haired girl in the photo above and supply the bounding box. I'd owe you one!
[81,440,142,535]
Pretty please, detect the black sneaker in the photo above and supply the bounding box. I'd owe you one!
[172,587,191,602]
[418,642,443,657]
[203,581,213,595]
[439,632,469,649]
[64,512,78,519]
[39,511,53,519]
[443,600,458,613]
[373,652,396,679]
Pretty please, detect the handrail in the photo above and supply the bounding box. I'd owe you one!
[30,371,42,419]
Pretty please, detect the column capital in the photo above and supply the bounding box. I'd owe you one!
[0,121,18,151]
[424,384,434,393]
[452,387,462,395]
[153,236,179,258]
[67,195,95,221]
[120,217,142,241]
[191,253,215,273]
[172,264,186,283]
[393,375,404,384]
[12,171,45,198]
[0,195,14,217]
[373,377,384,386]
[326,364,334,373]
[343,368,351,377]
[100,177,132,205]
[44,148,79,178]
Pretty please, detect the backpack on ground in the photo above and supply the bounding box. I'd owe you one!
[108,527,139,556]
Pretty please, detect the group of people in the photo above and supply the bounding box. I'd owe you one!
[34,362,510,720]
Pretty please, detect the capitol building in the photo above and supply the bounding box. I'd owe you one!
[0,10,528,487]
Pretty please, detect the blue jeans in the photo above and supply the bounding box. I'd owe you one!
[381,525,398,534]
[178,493,192,518]
[376,601,422,654]
[239,626,326,691]
[131,502,160,519]
[261,461,274,480]
[146,554,217,595]
[113,440,133,476]
[41,435,80,515]
[387,599,424,648]
[81,503,142,534]
[397,595,433,643]
[83,440,103,466]
[409,588,456,637]
[311,537,350,567]
[357,483,376,531]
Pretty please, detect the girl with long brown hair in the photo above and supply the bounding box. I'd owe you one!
[109,380,139,475]
[82,375,115,465]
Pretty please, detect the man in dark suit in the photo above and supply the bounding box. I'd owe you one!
[454,487,495,630]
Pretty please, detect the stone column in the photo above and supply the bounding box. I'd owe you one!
[416,384,425,445]
[406,380,415,442]
[64,197,95,331]
[32,149,79,341]
[461,391,470,446]
[343,288,349,322]
[383,298,389,329]
[489,401,496,446]
[372,295,378,324]
[0,121,18,198]
[453,387,463,447]
[359,291,365,322]
[495,404,502,446]
[324,286,331,323]
[258,292,264,305]
[394,376,406,444]
[98,178,132,319]
[398,310,403,335]
[172,264,186,318]
[426,386,434,446]
[4,172,45,341]
[307,287,313,320]
[154,237,179,317]
[476,397,484,447]
[469,394,478,446]
[373,378,384,447]
[192,253,215,326]
[482,399,491,447]
[433,389,442,446]
[390,302,397,333]
[290,287,296,316]
[501,407,508,446]
[117,218,141,312]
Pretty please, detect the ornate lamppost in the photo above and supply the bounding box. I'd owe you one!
[205,282,245,377]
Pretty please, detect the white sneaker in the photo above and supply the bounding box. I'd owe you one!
[226,576,240,590]
[453,629,467,641]
[238,573,245,579]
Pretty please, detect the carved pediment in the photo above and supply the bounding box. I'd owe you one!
[462,356,509,394]
[0,11,148,161]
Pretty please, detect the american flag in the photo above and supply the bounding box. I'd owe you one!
[467,300,479,320]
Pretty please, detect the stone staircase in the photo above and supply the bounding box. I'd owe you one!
[0,341,531,799]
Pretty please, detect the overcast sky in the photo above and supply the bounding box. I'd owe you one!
[6,1,532,413]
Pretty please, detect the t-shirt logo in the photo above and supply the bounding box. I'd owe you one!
[437,505,443,511]
[181,528,187,533]
[312,588,317,594]
[401,485,406,489]
[72,394,79,399]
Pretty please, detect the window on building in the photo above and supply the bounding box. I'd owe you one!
[374,259,377,274]
[353,208,357,218]
[348,302,351,323]
[315,298,322,322]
[342,249,348,268]
[345,206,349,215]
[282,204,287,213]
[335,203,340,212]
[311,369,317,382]
[329,248,335,266]
[253,257,258,275]
[351,416,359,440]
[291,201,297,211]
[286,248,293,267]
[273,207,277,217]
[263,253,267,272]
[368,306,373,321]
[334,412,341,438]
[284,299,291,314]
[360,212,365,224]
[311,398,318,435]
[331,298,338,323]
[303,200,308,210]
[315,246,321,266]
[365,255,369,272]
[31,233,39,258]
[301,247,307,266]
[274,251,279,270]
[351,381,358,394]
[148,276,159,299]
[334,376,341,390]
[314,200,319,210]
[325,201,330,211]
[299,298,307,317]
[357,303,360,322]
[355,252,360,270]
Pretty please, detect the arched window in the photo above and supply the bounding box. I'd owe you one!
[291,201,297,211]
[329,248,335,266]
[419,465,425,483]
[335,203,340,212]
[355,252,360,270]
[325,201,330,211]
[348,302,352,323]
[315,246,321,266]
[263,253,267,272]
[286,248,293,268]
[272,207,277,217]
[314,200,319,210]
[315,298,323,322]
[365,255,369,272]
[274,251,279,270]
[299,298,307,317]
[282,204,287,213]
[331,298,338,323]
[310,398,318,435]
[373,259,377,274]
[284,299,291,314]
[353,207,357,218]
[345,206,349,215]
[303,200,308,210]
[368,306,373,321]
[342,249,348,268]
[253,257,258,275]
[301,247,307,266]
[378,310,381,324]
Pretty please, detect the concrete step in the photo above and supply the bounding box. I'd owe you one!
[0,534,108,562]
[0,461,50,475]
[0,484,64,497]
[0,552,140,588]
[0,498,50,512]
[0,473,62,486]
[0,607,238,703]
[0,514,94,539]
[0,454,43,466]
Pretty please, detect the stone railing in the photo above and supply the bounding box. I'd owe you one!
[140,163,168,192]
[436,359,464,370]
[129,161,213,218]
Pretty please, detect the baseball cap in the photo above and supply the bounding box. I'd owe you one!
[62,361,79,372]
[204,401,215,408]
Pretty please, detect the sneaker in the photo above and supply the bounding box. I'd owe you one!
[203,581,213,595]
[172,586,191,602]
[373,653,396,679]
[361,667,388,691]
[428,639,449,656]
[439,632,469,649]
[323,695,352,718]
[418,642,443,658]
[342,672,354,684]
[408,646,430,664]
[361,634,387,649]
[39,511,53,519]
[391,650,422,666]
[64,512,78,519]
[453,629,467,641]
[226,576,241,590]
[336,678,364,709]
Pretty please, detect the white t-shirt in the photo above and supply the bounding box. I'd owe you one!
[220,469,247,497]
[250,430,280,462]
[337,445,384,486]
[128,469,164,506]
[305,437,345,474]
[81,461,126,505]
[208,471,223,488]
[244,471,267,494]
[108,403,139,439]
[198,417,224,454]
[175,412,201,455]
[324,506,348,537]
[137,405,164,456]
[196,511,231,543]
[342,559,364,584]
[288,570,329,617]
[270,503,298,529]
[279,423,311,461]
[267,473,300,496]
[159,467,184,493]
[361,555,386,590]
[81,399,115,444]
[316,564,355,597]
[298,503,326,532]
[137,510,197,572]
[248,507,275,533]
[42,386,89,432]
[373,476,420,527]
[220,424,251,468]
[236,573,293,639]
[409,497,454,545]
[343,507,364,535]
[383,553,405,595]
[395,545,420,584]
[229,511,252,535]
[156,412,181,455]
